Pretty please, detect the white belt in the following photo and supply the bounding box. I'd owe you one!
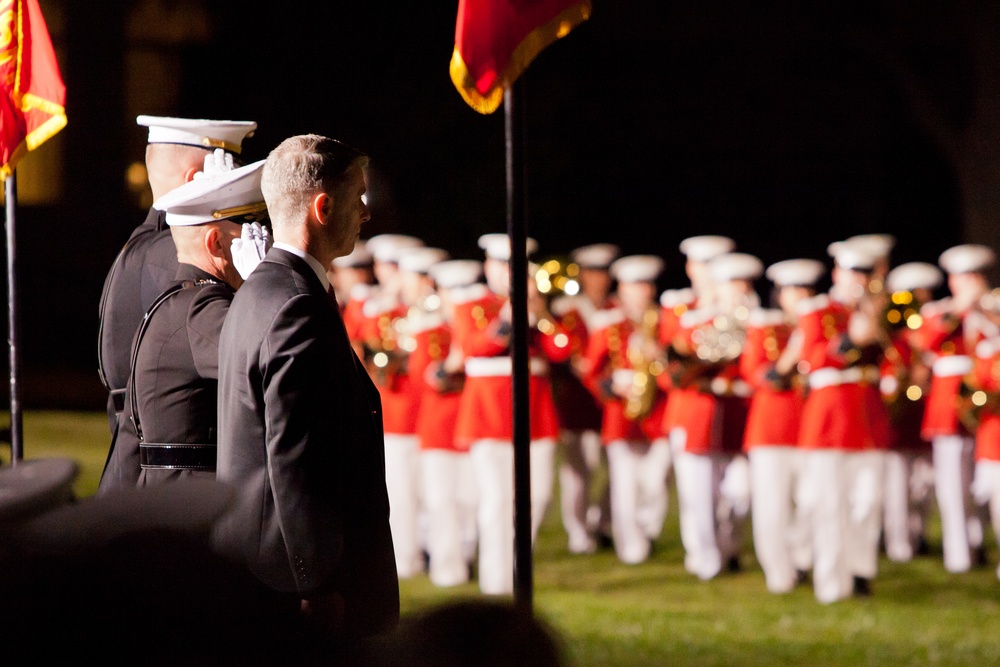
[932,355,973,377]
[709,377,752,398]
[465,356,549,377]
[808,366,864,390]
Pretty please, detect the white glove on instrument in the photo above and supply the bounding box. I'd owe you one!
[231,222,272,279]
[194,148,235,179]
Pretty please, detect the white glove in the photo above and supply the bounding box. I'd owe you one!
[193,148,235,179]
[971,461,996,506]
[231,222,272,279]
[719,455,751,517]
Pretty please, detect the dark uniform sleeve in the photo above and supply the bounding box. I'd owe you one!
[188,286,234,380]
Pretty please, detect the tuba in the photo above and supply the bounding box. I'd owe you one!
[623,307,664,421]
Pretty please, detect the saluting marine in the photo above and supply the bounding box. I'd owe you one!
[106,154,269,489]
[97,117,257,494]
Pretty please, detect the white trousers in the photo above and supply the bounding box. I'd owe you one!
[844,449,884,580]
[882,450,934,562]
[469,438,555,595]
[559,428,606,553]
[384,433,423,578]
[799,449,852,603]
[421,449,478,587]
[671,428,748,580]
[605,437,672,564]
[748,446,798,593]
[933,435,980,572]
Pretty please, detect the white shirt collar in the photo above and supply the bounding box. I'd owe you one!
[273,242,331,292]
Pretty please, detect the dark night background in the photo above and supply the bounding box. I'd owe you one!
[6,0,999,408]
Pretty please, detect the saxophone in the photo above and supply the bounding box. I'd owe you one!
[624,307,664,421]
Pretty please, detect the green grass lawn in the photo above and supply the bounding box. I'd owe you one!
[5,410,1000,666]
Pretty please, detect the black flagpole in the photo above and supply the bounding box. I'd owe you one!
[505,79,533,609]
[5,172,23,465]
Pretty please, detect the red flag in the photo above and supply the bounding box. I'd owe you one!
[1,0,67,181]
[451,0,592,115]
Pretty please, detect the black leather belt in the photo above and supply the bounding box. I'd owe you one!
[139,443,216,471]
[110,389,127,414]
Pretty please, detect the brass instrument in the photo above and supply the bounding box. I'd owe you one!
[691,303,751,364]
[624,307,664,421]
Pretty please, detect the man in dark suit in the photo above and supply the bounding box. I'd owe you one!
[97,116,257,494]
[110,156,270,488]
[214,134,399,649]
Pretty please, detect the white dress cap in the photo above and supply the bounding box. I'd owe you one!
[938,244,997,275]
[332,240,373,268]
[845,233,896,259]
[886,262,944,293]
[765,258,825,287]
[398,246,450,274]
[610,254,664,283]
[429,259,483,289]
[708,252,764,283]
[136,115,257,154]
[477,233,538,261]
[829,241,877,272]
[679,235,736,262]
[365,234,424,263]
[571,243,620,269]
[153,159,266,226]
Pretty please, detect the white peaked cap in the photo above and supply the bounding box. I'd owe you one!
[154,159,266,226]
[829,240,877,272]
[478,233,538,261]
[886,262,944,292]
[939,244,997,275]
[679,235,736,262]
[846,233,896,259]
[332,240,373,268]
[136,115,257,154]
[765,258,826,287]
[365,234,425,263]
[398,246,450,274]
[429,259,483,289]
[708,252,764,283]
[571,243,620,269]
[610,255,664,283]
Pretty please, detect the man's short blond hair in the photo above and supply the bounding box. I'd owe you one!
[261,134,368,227]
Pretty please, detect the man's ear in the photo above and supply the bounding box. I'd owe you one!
[310,192,332,225]
[204,225,226,259]
[183,167,200,183]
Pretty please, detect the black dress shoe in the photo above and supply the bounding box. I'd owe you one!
[596,533,614,550]
[852,576,872,597]
[726,556,741,573]
[975,545,989,567]
[915,536,930,556]
[795,569,810,586]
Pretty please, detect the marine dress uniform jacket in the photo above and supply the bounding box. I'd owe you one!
[214,247,399,639]
[97,208,179,489]
[131,264,234,486]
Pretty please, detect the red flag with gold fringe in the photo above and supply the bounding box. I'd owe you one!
[1,0,67,181]
[451,0,592,115]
